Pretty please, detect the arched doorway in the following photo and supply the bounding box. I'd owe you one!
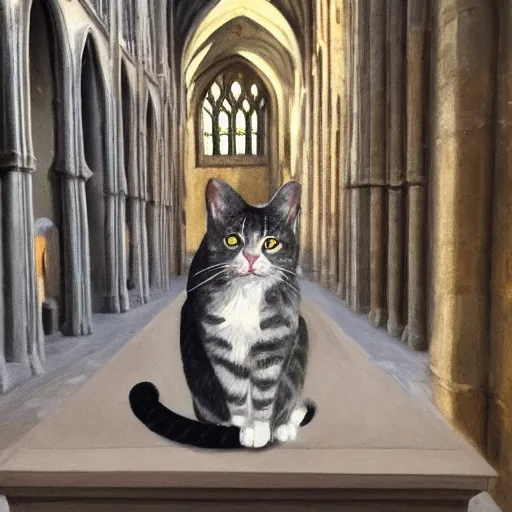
[145,95,157,289]
[81,35,107,313]
[121,63,135,291]
[28,0,64,335]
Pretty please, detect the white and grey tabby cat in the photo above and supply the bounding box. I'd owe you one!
[129,178,315,449]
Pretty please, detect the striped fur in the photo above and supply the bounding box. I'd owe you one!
[129,179,315,449]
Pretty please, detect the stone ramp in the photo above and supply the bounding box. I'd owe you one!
[0,293,496,510]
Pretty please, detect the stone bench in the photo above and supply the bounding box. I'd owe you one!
[0,294,496,511]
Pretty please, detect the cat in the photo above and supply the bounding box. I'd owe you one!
[129,178,315,449]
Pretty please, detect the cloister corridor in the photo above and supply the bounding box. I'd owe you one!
[0,0,511,510]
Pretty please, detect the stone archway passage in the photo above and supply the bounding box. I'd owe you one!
[28,0,64,334]
[81,36,107,313]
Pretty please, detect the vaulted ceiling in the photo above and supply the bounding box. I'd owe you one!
[173,0,310,59]
[186,16,296,90]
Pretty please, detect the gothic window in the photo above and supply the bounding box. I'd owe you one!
[200,68,268,163]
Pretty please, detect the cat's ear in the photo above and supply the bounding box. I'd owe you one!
[205,178,245,224]
[268,180,301,228]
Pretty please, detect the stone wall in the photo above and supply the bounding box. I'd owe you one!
[333,1,511,509]
[0,0,175,393]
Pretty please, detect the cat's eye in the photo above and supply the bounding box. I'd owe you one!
[224,234,240,249]
[263,238,280,251]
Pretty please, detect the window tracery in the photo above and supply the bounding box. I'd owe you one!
[200,69,268,161]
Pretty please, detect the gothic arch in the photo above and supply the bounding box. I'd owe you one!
[145,92,158,288]
[27,0,66,332]
[120,60,136,196]
[80,33,108,312]
[121,60,135,291]
[191,56,280,184]
[182,0,303,82]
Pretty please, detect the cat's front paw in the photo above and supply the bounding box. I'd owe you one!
[240,421,271,448]
[231,415,246,428]
[274,423,298,443]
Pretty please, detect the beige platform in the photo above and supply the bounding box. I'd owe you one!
[0,293,496,511]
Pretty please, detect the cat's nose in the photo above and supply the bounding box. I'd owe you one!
[243,251,259,271]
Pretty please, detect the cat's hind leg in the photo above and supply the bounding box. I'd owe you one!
[274,404,308,443]
[271,316,311,444]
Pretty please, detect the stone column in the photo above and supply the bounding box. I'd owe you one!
[139,83,150,301]
[0,173,5,391]
[429,0,496,451]
[368,0,387,328]
[338,0,353,302]
[300,28,314,277]
[104,92,121,314]
[488,1,512,507]
[402,0,429,351]
[386,0,406,339]
[320,37,331,288]
[141,200,150,302]
[311,52,321,282]
[347,0,370,314]
[0,3,43,392]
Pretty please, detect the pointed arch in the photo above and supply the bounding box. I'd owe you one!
[120,60,135,291]
[26,0,76,336]
[183,0,303,88]
[80,33,108,313]
[145,92,158,288]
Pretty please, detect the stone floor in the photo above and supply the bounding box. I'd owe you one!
[0,277,501,511]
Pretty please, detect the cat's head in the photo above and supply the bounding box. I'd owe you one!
[203,178,301,279]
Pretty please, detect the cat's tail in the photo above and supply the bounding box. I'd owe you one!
[129,381,316,450]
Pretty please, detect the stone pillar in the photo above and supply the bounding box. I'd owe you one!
[0,0,5,388]
[368,0,387,328]
[386,0,406,339]
[429,0,496,451]
[0,173,5,391]
[347,0,370,314]
[338,0,353,302]
[300,30,314,277]
[141,199,150,302]
[0,3,44,391]
[71,173,94,336]
[488,1,512,508]
[328,1,343,294]
[103,90,121,314]
[320,36,331,288]
[118,192,130,312]
[311,52,321,282]
[402,0,428,351]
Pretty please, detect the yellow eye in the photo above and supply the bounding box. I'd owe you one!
[263,238,280,251]
[224,235,240,248]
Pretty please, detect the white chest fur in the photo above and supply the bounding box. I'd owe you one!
[208,280,265,365]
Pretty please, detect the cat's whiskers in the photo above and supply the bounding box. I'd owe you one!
[187,269,230,294]
[281,279,300,294]
[194,263,229,278]
[279,273,300,294]
[274,266,297,278]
